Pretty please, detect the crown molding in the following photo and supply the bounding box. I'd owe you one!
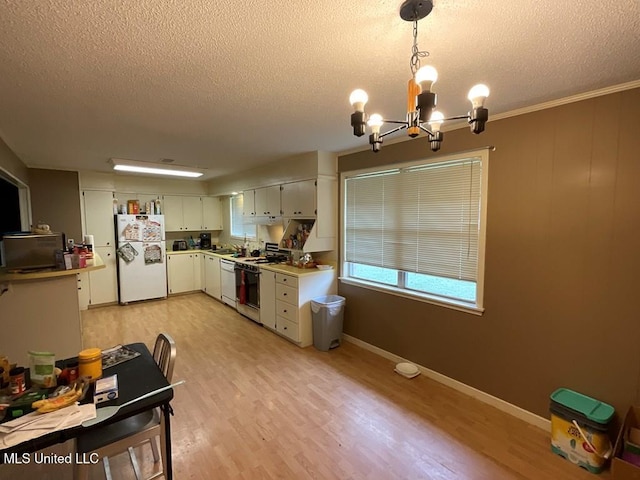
[489,79,640,123]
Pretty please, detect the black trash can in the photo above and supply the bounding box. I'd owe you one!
[311,295,346,351]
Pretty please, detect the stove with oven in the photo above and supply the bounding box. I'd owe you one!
[234,243,289,324]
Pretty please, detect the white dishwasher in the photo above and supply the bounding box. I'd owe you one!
[220,259,237,308]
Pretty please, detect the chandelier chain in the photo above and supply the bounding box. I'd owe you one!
[410,19,429,76]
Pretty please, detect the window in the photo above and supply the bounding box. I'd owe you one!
[230,194,256,239]
[341,149,488,313]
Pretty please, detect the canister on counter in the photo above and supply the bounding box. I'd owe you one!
[78,348,103,382]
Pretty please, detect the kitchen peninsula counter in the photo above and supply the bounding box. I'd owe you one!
[0,253,105,282]
[0,254,105,366]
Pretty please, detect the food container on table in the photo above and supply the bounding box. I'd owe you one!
[78,347,103,382]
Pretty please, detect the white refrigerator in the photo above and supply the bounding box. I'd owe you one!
[115,214,167,304]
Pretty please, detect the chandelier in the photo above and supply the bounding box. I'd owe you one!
[349,0,490,153]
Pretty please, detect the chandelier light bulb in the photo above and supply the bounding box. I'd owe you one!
[349,89,369,112]
[415,65,438,91]
[428,111,444,132]
[468,84,490,108]
[367,114,384,134]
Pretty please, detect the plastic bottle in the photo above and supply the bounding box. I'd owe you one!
[155,196,162,214]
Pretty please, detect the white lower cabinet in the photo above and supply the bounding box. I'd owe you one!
[203,255,222,300]
[261,269,336,347]
[260,270,276,329]
[167,252,200,294]
[88,246,118,305]
[77,272,90,310]
[193,253,202,291]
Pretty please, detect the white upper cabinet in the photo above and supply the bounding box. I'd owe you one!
[83,190,115,247]
[281,180,316,217]
[182,196,202,231]
[254,185,281,217]
[242,190,256,218]
[202,196,223,230]
[162,195,183,231]
[163,195,203,231]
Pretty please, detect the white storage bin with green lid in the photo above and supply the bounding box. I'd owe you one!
[549,387,615,473]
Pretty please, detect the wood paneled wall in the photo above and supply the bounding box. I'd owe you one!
[338,87,640,419]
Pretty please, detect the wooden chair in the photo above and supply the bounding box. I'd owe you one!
[74,333,177,480]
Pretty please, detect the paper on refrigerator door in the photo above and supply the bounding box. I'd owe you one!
[121,222,140,241]
[117,242,139,263]
[120,217,163,242]
[141,219,162,242]
[143,243,163,264]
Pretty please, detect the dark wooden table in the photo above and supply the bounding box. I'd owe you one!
[0,343,175,479]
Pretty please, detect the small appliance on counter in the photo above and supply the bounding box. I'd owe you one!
[172,240,188,251]
[199,233,211,250]
[1,232,65,270]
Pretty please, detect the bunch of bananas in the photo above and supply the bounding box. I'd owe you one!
[31,380,87,413]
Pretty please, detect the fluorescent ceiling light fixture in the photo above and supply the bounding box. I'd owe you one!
[111,159,204,178]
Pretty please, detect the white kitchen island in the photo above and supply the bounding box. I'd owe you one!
[0,255,105,366]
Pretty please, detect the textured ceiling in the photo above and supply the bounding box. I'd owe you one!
[0,0,639,180]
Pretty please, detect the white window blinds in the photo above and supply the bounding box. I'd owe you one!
[231,194,257,238]
[344,157,482,282]
[230,195,244,237]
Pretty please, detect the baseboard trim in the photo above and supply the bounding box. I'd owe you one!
[342,334,551,431]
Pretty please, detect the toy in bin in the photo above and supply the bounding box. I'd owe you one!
[550,388,614,474]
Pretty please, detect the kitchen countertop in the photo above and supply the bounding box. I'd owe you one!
[167,249,234,256]
[0,253,105,282]
[259,263,334,276]
[168,249,335,276]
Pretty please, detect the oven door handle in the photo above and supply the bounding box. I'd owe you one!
[234,266,262,275]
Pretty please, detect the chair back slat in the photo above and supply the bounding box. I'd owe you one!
[153,333,176,382]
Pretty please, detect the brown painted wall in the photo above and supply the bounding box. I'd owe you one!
[338,87,640,420]
[28,168,82,242]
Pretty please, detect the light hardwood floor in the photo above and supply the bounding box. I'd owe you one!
[2,293,610,479]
